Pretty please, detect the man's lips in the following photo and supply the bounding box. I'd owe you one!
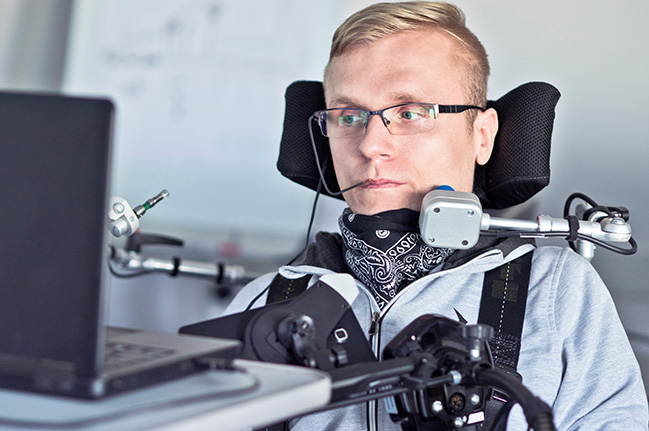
[361,179,403,188]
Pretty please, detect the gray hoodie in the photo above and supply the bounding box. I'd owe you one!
[224,233,648,430]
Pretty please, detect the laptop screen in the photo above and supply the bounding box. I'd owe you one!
[0,92,114,376]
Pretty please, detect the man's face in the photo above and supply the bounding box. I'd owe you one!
[324,30,496,216]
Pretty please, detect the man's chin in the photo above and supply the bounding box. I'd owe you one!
[344,188,422,215]
[347,201,420,216]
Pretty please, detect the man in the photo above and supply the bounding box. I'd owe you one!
[225,2,648,430]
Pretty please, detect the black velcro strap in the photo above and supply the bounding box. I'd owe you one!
[255,422,289,431]
[566,215,580,242]
[266,273,310,305]
[478,252,532,372]
[477,252,533,431]
[170,257,180,276]
[257,274,310,431]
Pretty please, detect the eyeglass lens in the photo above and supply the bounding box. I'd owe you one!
[319,104,437,138]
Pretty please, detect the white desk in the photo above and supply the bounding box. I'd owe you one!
[0,360,331,431]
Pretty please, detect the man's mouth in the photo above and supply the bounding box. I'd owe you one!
[362,179,403,188]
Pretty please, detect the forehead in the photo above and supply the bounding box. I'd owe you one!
[324,30,468,109]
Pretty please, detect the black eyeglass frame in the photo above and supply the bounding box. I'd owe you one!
[311,102,485,137]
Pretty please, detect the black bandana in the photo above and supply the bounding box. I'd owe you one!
[339,208,454,310]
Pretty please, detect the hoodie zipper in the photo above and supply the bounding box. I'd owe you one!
[368,311,380,338]
[367,311,381,431]
[362,248,517,431]
[365,276,444,431]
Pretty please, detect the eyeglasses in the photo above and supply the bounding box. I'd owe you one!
[312,103,484,138]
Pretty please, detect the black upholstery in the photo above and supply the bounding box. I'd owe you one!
[277,81,560,209]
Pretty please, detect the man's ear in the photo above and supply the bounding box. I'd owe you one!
[474,107,498,166]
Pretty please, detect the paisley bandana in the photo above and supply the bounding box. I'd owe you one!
[339,207,454,310]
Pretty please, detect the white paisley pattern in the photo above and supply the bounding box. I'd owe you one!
[339,213,453,310]
[376,230,390,239]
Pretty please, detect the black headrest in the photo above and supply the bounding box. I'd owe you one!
[277,81,560,209]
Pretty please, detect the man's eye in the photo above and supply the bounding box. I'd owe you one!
[399,108,426,121]
[338,114,363,126]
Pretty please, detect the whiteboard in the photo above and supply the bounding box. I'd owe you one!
[63,0,356,251]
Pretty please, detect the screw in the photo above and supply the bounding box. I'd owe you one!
[112,203,125,213]
[431,400,443,413]
[454,417,465,428]
[470,394,480,405]
[467,210,475,216]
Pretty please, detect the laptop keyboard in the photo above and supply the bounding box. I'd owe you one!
[104,341,176,371]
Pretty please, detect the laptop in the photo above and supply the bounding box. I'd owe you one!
[0,91,241,399]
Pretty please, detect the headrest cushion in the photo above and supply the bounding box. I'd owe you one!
[277,81,560,209]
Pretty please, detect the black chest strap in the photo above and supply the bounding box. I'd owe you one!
[266,273,310,304]
[476,251,533,431]
[255,274,312,431]
[265,251,532,370]
[479,251,532,374]
[259,252,533,431]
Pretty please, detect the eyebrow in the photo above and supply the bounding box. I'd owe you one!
[327,96,363,109]
[327,91,432,110]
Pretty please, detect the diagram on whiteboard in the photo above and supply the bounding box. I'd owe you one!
[63,0,336,237]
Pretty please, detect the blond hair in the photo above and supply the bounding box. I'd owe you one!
[324,1,489,107]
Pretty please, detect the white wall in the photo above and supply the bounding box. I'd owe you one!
[0,0,72,90]
[459,1,649,316]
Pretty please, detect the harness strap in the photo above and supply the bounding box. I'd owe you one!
[255,275,309,431]
[477,251,533,430]
[259,252,533,431]
[266,273,310,304]
[479,252,532,372]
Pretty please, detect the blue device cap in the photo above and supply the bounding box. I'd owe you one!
[436,185,454,191]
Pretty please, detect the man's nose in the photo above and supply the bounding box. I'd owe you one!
[357,114,394,159]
